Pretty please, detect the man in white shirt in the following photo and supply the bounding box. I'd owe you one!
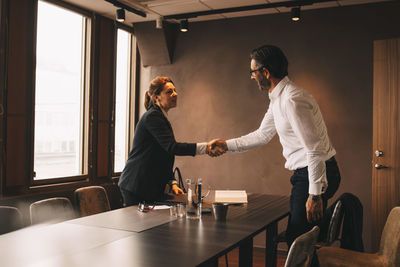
[209,45,341,246]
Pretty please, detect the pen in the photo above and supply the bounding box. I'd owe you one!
[197,178,202,204]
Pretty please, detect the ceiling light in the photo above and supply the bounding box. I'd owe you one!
[180,19,188,32]
[116,8,125,22]
[291,7,300,22]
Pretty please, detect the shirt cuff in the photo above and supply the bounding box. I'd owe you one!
[196,142,207,155]
[226,139,236,152]
[169,180,178,186]
[308,182,325,195]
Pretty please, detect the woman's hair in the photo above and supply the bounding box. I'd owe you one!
[144,76,174,110]
[250,45,288,79]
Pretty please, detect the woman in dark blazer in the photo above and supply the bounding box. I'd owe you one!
[118,77,211,206]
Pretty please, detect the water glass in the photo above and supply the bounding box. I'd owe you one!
[186,203,202,220]
[176,203,186,218]
[169,205,177,217]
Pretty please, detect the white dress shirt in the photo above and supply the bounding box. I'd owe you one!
[226,76,336,195]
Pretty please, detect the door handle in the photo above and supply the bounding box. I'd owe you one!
[375,164,389,169]
[375,150,384,157]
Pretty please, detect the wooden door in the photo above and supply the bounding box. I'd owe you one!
[372,38,400,250]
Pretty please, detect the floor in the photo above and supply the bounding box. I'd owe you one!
[218,248,286,267]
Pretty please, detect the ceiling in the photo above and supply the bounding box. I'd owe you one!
[63,0,391,25]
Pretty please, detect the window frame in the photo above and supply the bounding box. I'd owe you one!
[30,0,93,186]
[0,0,8,196]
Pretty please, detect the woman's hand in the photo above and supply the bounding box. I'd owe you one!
[171,184,184,195]
[206,139,227,157]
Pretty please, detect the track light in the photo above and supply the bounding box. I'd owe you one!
[156,17,163,29]
[180,19,188,32]
[116,8,125,22]
[291,7,300,21]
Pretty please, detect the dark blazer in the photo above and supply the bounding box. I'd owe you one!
[118,105,196,202]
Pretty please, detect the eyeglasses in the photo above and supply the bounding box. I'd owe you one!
[138,202,155,212]
[249,66,265,76]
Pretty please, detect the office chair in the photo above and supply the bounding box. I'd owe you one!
[74,186,111,217]
[284,226,320,267]
[274,199,344,257]
[0,206,23,234]
[321,200,344,246]
[317,206,400,267]
[30,197,76,224]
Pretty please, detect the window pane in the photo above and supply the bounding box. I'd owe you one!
[34,1,87,179]
[114,29,131,172]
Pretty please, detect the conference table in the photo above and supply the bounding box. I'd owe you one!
[0,193,289,267]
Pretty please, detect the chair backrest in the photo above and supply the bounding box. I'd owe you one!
[30,197,75,224]
[331,192,364,252]
[325,200,344,245]
[74,186,111,217]
[0,206,23,234]
[379,206,400,266]
[284,226,320,267]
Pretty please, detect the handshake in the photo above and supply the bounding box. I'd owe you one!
[206,139,228,157]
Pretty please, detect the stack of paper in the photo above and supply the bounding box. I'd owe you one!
[214,190,248,204]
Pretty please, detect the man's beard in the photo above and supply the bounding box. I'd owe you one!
[257,75,271,91]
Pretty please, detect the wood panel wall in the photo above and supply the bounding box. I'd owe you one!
[0,0,6,196]
[5,0,34,189]
[95,17,115,179]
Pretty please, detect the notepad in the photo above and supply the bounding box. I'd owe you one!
[214,190,248,203]
[153,205,171,210]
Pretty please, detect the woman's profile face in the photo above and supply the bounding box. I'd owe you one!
[155,82,178,111]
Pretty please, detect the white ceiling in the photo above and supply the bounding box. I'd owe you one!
[63,0,391,25]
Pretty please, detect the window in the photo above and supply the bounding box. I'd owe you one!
[114,28,135,173]
[34,0,90,180]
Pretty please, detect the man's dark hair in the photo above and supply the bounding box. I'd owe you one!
[250,45,288,79]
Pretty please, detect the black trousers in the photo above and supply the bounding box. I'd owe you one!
[285,157,341,247]
[120,188,172,207]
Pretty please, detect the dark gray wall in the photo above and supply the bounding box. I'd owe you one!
[139,2,400,251]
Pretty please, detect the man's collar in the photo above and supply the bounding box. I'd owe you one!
[269,76,289,100]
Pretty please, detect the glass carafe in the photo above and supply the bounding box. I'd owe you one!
[186,178,202,219]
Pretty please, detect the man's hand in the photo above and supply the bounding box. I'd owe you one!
[306,196,323,223]
[206,139,228,157]
[171,184,184,195]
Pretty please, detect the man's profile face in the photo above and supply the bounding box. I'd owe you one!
[250,59,271,91]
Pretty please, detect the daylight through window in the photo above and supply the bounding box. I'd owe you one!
[114,28,133,173]
[34,0,90,180]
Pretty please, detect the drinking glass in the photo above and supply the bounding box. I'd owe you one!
[185,178,210,219]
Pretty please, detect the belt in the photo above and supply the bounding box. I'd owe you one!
[294,156,336,173]
[326,156,336,163]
